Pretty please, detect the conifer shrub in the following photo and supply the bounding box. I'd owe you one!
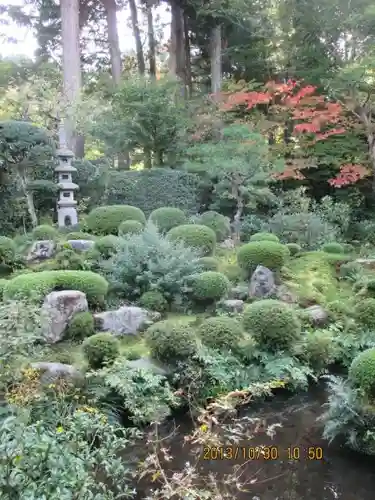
[198,211,231,242]
[243,299,301,351]
[145,320,197,362]
[86,205,146,235]
[0,236,16,267]
[197,256,219,271]
[32,225,58,240]
[349,347,375,396]
[322,242,345,254]
[82,332,120,369]
[237,241,290,275]
[94,235,121,259]
[118,220,144,237]
[67,311,95,340]
[354,298,375,328]
[168,224,216,256]
[250,232,280,243]
[190,271,230,302]
[198,316,243,350]
[138,290,168,312]
[286,243,301,256]
[149,207,187,234]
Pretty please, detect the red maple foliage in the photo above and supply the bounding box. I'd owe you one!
[218,80,369,187]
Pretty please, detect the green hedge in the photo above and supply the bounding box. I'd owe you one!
[3,270,108,305]
[86,205,146,235]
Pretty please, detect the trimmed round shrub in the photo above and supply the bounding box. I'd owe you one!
[0,236,16,266]
[190,271,230,302]
[149,207,187,234]
[32,225,58,240]
[354,298,375,328]
[82,332,120,369]
[237,241,290,275]
[118,220,144,237]
[86,205,146,235]
[94,235,121,259]
[198,257,219,271]
[243,299,301,351]
[198,316,243,350]
[286,243,301,256]
[322,242,345,254]
[0,278,7,300]
[198,211,231,242]
[168,224,216,256]
[221,263,244,284]
[65,232,96,240]
[3,270,108,306]
[349,347,375,396]
[67,311,95,340]
[53,249,85,270]
[250,232,280,243]
[301,329,336,371]
[138,290,168,312]
[145,320,197,362]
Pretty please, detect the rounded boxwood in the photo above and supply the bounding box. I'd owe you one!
[190,271,230,302]
[149,207,187,234]
[138,290,168,313]
[243,299,301,351]
[145,320,197,362]
[250,232,280,243]
[94,235,121,259]
[118,220,144,237]
[286,243,301,256]
[354,298,375,328]
[0,236,16,266]
[3,270,108,306]
[237,241,289,275]
[168,224,216,256]
[65,232,96,241]
[198,211,231,242]
[322,242,345,254]
[32,225,58,240]
[53,249,85,270]
[86,205,146,235]
[67,311,95,340]
[198,256,219,271]
[82,332,120,369]
[198,316,243,350]
[349,347,375,396]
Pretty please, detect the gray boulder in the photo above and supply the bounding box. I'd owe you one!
[27,240,56,262]
[94,305,161,336]
[41,290,88,343]
[30,362,83,383]
[219,238,235,250]
[220,299,244,313]
[304,305,329,326]
[230,285,249,300]
[249,265,276,299]
[67,240,95,252]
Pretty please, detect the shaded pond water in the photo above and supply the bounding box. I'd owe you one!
[135,384,375,499]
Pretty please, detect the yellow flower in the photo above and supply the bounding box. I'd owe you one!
[200,424,208,433]
[56,426,64,433]
[14,455,22,464]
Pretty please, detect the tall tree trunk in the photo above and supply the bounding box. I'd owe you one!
[129,0,145,75]
[60,0,82,155]
[169,3,185,81]
[183,13,192,97]
[103,0,122,84]
[210,24,222,96]
[146,0,156,78]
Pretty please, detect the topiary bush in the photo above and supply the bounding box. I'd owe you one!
[300,329,337,372]
[198,211,231,242]
[53,249,85,270]
[168,224,216,256]
[65,232,96,240]
[354,298,375,328]
[82,332,120,369]
[138,290,168,313]
[86,205,146,235]
[0,236,16,267]
[118,220,144,237]
[149,207,187,234]
[190,271,230,302]
[322,242,345,254]
[145,320,197,362]
[198,316,243,350]
[197,256,219,271]
[3,270,108,307]
[249,232,280,243]
[94,235,121,259]
[67,311,95,341]
[349,347,375,396]
[286,243,301,256]
[237,241,290,276]
[32,225,58,240]
[243,299,301,351]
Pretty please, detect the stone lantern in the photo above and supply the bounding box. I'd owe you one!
[55,146,79,227]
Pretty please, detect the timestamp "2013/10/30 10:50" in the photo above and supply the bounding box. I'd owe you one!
[202,446,324,461]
